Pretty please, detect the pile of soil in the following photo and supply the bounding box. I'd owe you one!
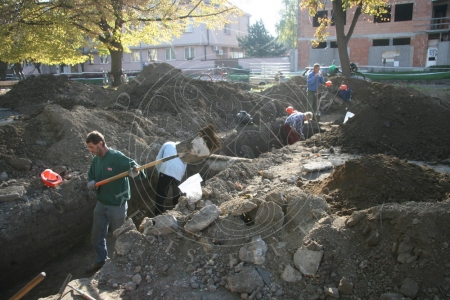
[304,78,450,162]
[306,154,450,215]
[0,75,109,114]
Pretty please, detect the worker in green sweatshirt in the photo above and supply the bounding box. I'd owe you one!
[85,131,146,272]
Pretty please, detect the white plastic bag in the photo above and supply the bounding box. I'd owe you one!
[343,111,355,124]
[178,173,203,204]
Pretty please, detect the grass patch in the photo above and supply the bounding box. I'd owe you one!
[365,71,450,81]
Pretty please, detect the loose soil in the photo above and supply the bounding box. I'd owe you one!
[1,64,450,300]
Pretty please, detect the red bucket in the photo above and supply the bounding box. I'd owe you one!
[40,169,63,188]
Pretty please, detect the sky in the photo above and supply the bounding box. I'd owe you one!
[229,0,284,36]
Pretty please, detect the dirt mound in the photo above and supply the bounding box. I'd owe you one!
[106,63,285,134]
[306,200,450,300]
[306,154,450,215]
[305,79,450,162]
[0,75,109,113]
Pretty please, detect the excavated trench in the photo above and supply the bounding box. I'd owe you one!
[4,119,323,299]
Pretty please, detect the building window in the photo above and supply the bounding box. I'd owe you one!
[131,50,140,62]
[373,39,390,46]
[184,47,195,60]
[394,3,413,22]
[393,38,411,45]
[374,6,391,23]
[331,10,346,26]
[428,33,440,40]
[165,48,176,60]
[313,11,328,27]
[100,54,109,64]
[148,49,157,61]
[224,24,231,34]
[230,48,244,58]
[313,42,327,49]
[330,41,338,48]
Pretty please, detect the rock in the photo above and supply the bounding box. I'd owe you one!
[260,170,274,179]
[0,171,8,181]
[202,187,212,198]
[256,267,271,286]
[397,252,418,264]
[281,265,302,282]
[285,192,328,231]
[346,210,366,227]
[226,266,264,293]
[0,185,26,202]
[226,180,236,190]
[265,190,286,207]
[125,281,137,291]
[400,278,419,298]
[196,199,205,209]
[254,201,284,232]
[155,128,166,135]
[184,205,221,232]
[219,198,257,216]
[113,218,136,238]
[208,284,217,292]
[325,287,339,298]
[301,161,333,173]
[7,157,32,171]
[141,215,178,235]
[52,165,67,175]
[132,273,142,285]
[239,235,268,265]
[293,248,323,276]
[398,240,414,253]
[338,276,353,294]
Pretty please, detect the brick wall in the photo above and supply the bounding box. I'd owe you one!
[297,0,441,68]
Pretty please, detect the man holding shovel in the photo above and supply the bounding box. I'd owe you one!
[307,63,325,120]
[85,131,146,272]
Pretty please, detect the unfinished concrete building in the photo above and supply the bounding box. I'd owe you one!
[297,0,450,69]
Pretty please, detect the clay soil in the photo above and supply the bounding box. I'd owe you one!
[1,64,450,300]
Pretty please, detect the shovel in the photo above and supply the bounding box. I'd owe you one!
[94,124,221,187]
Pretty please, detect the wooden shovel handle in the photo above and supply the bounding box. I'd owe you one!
[94,154,179,187]
[10,272,46,300]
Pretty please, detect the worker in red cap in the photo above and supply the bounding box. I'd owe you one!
[285,106,295,115]
[284,109,313,145]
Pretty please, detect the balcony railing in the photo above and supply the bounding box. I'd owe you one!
[414,16,450,32]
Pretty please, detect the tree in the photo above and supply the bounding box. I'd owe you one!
[300,0,389,77]
[0,0,241,86]
[275,0,298,49]
[237,19,287,57]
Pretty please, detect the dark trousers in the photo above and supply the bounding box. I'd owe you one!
[284,124,300,145]
[155,173,181,216]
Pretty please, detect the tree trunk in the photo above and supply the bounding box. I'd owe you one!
[109,41,124,87]
[333,0,351,77]
[332,0,362,77]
